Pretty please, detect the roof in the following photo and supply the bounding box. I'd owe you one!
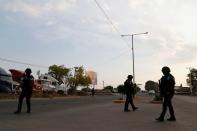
[39,74,58,83]
[0,67,10,75]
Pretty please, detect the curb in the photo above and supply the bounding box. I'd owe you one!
[0,96,81,102]
[113,100,125,103]
[150,100,162,104]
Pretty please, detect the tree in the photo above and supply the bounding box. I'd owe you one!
[134,84,141,94]
[48,65,92,95]
[48,65,70,84]
[68,66,91,88]
[117,84,124,94]
[103,85,113,92]
[83,76,92,88]
[117,84,124,99]
[145,80,159,92]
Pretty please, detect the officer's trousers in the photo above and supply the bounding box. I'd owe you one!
[17,93,31,112]
[160,95,175,118]
[124,94,135,110]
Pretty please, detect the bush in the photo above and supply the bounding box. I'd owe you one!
[153,94,163,101]
[57,90,64,95]
[67,87,77,95]
[103,86,113,93]
[81,87,91,92]
[117,85,124,94]
[42,93,50,98]
[77,91,88,96]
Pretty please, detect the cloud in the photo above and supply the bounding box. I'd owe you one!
[0,0,76,17]
[1,0,41,17]
[142,35,197,64]
[167,44,197,63]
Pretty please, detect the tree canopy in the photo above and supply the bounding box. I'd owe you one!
[48,65,70,84]
[71,66,91,87]
[117,84,124,94]
[103,85,114,92]
[145,80,159,92]
[48,65,91,89]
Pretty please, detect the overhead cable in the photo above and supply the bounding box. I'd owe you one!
[0,57,48,68]
[93,0,132,50]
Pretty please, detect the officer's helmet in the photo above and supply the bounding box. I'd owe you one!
[162,66,171,73]
[25,68,32,74]
[127,75,133,79]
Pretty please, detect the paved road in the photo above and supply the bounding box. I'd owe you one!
[0,94,197,131]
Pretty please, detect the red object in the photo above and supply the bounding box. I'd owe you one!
[9,69,24,83]
[9,69,42,92]
[33,80,42,92]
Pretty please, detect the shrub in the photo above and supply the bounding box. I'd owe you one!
[57,90,64,95]
[81,87,91,92]
[77,91,88,96]
[153,94,163,101]
[67,87,77,95]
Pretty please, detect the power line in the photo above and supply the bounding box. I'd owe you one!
[0,57,48,69]
[93,0,132,50]
[94,0,120,34]
[91,0,135,69]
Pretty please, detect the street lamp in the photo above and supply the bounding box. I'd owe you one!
[121,32,148,85]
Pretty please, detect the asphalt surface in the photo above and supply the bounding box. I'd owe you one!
[0,94,197,131]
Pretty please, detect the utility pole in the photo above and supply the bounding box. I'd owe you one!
[121,32,148,84]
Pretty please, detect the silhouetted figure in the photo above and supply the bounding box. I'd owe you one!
[156,66,176,122]
[124,75,138,112]
[91,88,95,96]
[14,68,34,114]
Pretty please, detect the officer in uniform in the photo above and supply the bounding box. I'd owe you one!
[14,68,34,114]
[124,75,138,112]
[156,66,176,121]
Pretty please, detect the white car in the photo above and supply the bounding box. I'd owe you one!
[148,90,155,95]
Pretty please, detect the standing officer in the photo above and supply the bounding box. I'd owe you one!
[156,66,176,121]
[14,68,34,114]
[124,75,138,112]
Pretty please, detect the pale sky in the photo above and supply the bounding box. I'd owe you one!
[1,0,197,89]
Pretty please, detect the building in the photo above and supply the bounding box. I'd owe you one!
[175,86,191,95]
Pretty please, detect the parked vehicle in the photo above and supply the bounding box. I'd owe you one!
[56,83,70,94]
[39,74,72,94]
[148,90,155,95]
[38,74,58,92]
[37,79,56,92]
[0,79,12,93]
[0,67,13,93]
